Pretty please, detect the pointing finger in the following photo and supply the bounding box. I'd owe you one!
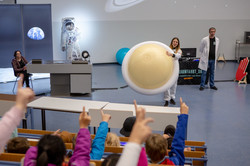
[100,109,104,116]
[82,106,85,114]
[133,99,138,111]
[17,74,24,89]
[136,107,146,121]
[180,97,183,105]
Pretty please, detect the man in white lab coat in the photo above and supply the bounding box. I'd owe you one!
[198,27,219,91]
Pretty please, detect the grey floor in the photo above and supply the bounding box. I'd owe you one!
[0,62,249,166]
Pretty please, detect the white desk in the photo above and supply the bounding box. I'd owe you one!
[28,97,181,132]
[89,103,134,129]
[141,105,179,131]
[89,102,180,131]
[27,96,109,130]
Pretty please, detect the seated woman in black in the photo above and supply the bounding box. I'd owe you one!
[11,50,30,87]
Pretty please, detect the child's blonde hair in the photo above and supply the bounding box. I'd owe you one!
[105,133,120,147]
[59,131,74,143]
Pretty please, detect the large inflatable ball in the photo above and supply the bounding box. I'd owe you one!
[116,48,130,65]
[122,41,179,95]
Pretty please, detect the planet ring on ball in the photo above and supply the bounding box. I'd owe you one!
[122,41,179,95]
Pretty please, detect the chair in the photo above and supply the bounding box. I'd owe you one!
[12,75,33,94]
[11,62,33,94]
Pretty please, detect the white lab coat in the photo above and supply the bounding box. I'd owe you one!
[198,36,219,71]
[164,49,182,101]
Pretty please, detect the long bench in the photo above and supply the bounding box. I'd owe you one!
[18,128,207,152]
[18,129,207,165]
[26,139,207,163]
[0,150,206,166]
[26,139,207,158]
[25,139,207,165]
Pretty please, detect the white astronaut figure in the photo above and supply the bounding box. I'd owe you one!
[61,18,81,60]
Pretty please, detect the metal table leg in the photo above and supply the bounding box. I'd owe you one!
[22,119,27,129]
[41,109,46,130]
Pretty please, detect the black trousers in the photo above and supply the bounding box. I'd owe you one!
[18,70,30,87]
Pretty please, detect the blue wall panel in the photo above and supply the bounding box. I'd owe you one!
[0,5,23,68]
[0,4,53,68]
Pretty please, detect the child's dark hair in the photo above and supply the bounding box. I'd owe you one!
[164,125,175,137]
[36,134,66,166]
[101,153,121,166]
[7,137,30,154]
[167,136,173,149]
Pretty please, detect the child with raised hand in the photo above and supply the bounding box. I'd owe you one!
[0,74,34,152]
[90,109,111,160]
[116,100,154,166]
[24,134,66,166]
[69,106,92,165]
[145,97,189,165]
[24,107,92,166]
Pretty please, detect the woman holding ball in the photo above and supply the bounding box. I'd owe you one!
[164,37,182,107]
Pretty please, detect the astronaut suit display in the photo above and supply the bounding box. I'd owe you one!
[61,18,81,60]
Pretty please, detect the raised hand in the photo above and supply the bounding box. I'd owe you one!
[180,97,189,115]
[15,74,35,111]
[101,109,111,122]
[79,106,91,129]
[129,100,154,144]
[52,129,61,136]
[133,99,138,114]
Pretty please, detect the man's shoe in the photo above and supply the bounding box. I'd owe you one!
[210,86,218,90]
[170,99,176,105]
[164,101,169,107]
[199,87,204,91]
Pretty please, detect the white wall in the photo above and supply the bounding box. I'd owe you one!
[17,0,250,62]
